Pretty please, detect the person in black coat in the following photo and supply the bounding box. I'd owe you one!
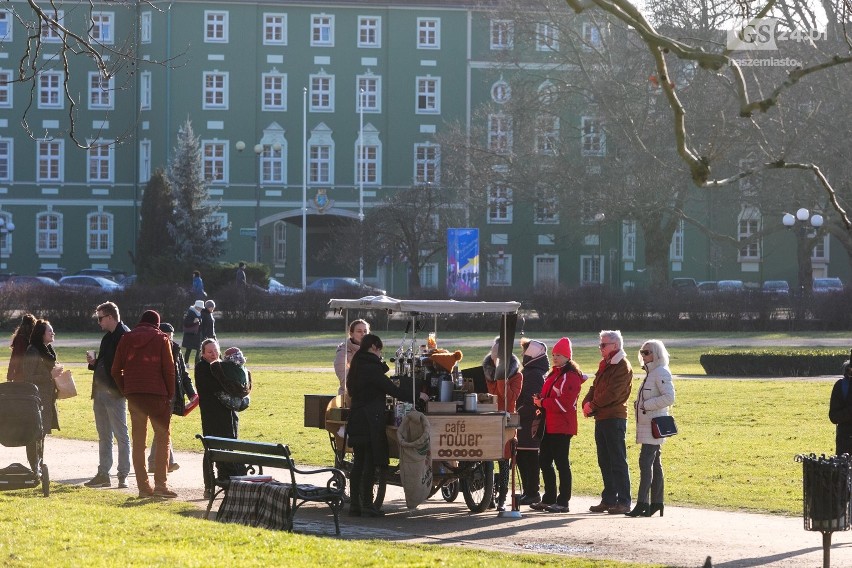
[830,360,852,455]
[517,339,549,505]
[200,300,217,343]
[346,334,424,517]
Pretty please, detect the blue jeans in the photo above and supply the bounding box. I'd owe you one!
[594,418,631,506]
[93,387,131,478]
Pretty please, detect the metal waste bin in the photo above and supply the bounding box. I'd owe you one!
[796,453,852,567]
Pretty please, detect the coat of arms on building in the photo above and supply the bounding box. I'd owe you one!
[312,188,334,214]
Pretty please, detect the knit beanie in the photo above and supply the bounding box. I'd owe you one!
[552,337,572,359]
[139,310,160,326]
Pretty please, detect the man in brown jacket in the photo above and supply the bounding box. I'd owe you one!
[583,329,633,514]
[112,310,177,498]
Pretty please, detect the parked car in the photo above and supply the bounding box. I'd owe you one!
[812,277,844,294]
[697,281,717,294]
[59,275,123,292]
[306,277,386,296]
[118,274,137,287]
[761,280,790,298]
[671,277,698,294]
[37,268,67,281]
[75,268,125,282]
[5,275,60,288]
[268,278,302,296]
[717,280,745,293]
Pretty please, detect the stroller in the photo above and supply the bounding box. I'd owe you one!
[0,382,50,496]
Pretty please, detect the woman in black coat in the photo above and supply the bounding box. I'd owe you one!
[346,334,420,517]
[22,319,63,472]
[517,339,549,505]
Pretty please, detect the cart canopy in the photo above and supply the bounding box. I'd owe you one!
[328,296,520,315]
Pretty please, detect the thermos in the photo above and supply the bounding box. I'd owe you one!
[439,378,453,402]
[464,393,478,412]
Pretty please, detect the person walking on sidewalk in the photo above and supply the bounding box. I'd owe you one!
[584,329,633,515]
[112,310,177,498]
[84,302,131,489]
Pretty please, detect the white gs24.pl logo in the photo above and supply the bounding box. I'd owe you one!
[727,17,826,51]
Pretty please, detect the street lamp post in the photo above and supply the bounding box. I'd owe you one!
[0,216,14,271]
[782,207,824,296]
[594,212,605,284]
[235,140,263,263]
[358,88,365,285]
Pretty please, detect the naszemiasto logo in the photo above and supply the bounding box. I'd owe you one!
[727,17,826,51]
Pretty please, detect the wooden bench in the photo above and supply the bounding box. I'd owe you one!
[196,435,346,534]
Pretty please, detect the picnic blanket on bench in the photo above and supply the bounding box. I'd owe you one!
[216,480,293,530]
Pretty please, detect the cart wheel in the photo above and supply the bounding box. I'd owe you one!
[41,464,49,497]
[441,480,459,502]
[368,467,387,509]
[461,461,494,513]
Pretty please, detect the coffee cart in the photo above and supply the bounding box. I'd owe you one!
[321,296,521,513]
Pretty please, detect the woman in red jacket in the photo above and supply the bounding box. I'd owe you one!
[530,337,586,513]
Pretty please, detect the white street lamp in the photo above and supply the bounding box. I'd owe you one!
[781,207,824,295]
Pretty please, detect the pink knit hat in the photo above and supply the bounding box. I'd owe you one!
[552,337,572,359]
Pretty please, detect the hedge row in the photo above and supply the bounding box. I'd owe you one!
[700,349,851,376]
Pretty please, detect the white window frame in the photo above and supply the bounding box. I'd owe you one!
[737,208,761,260]
[416,76,440,114]
[534,188,559,224]
[310,73,334,112]
[202,141,228,183]
[88,72,114,110]
[414,143,439,184]
[203,71,229,110]
[40,10,63,42]
[140,71,151,110]
[536,22,559,51]
[37,140,63,182]
[140,11,152,44]
[209,212,228,242]
[0,10,13,41]
[274,220,287,266]
[490,19,513,50]
[0,211,12,258]
[0,70,12,108]
[581,255,603,285]
[582,22,603,51]
[491,80,510,104]
[36,211,63,255]
[311,14,334,47]
[487,253,512,286]
[581,116,605,157]
[534,255,559,288]
[488,114,512,154]
[260,143,286,185]
[622,220,636,261]
[813,234,828,261]
[90,12,114,44]
[417,17,440,49]
[357,75,381,113]
[0,138,13,182]
[355,125,381,185]
[536,115,559,154]
[139,139,151,183]
[670,219,684,261]
[309,145,332,184]
[262,72,287,111]
[87,211,114,256]
[419,262,439,290]
[204,11,228,43]
[263,13,287,45]
[358,16,381,48]
[487,184,512,224]
[39,71,63,109]
[87,140,114,183]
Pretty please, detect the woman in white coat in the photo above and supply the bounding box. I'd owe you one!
[626,339,675,518]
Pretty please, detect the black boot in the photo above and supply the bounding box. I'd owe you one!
[644,503,664,517]
[625,502,649,517]
[348,493,362,517]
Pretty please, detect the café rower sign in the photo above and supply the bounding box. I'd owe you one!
[428,415,512,460]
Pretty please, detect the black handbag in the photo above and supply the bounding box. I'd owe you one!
[651,415,677,438]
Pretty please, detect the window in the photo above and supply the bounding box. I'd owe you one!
[358,16,380,47]
[417,18,440,49]
[416,77,440,114]
[490,20,513,50]
[140,71,151,110]
[581,255,602,285]
[357,75,381,112]
[536,115,559,154]
[487,114,512,154]
[534,188,559,224]
[487,184,512,224]
[39,72,63,109]
[141,11,152,43]
[274,221,287,266]
[311,15,334,46]
[534,256,559,288]
[263,13,287,45]
[87,212,113,255]
[582,22,603,51]
[90,12,114,44]
[356,126,381,185]
[36,211,62,255]
[0,70,12,108]
[88,142,113,182]
[202,141,227,183]
[487,253,512,286]
[40,10,63,42]
[205,11,228,43]
[581,116,605,156]
[88,72,113,110]
[209,212,228,241]
[536,23,559,51]
[37,140,62,182]
[203,72,228,109]
[414,143,439,184]
[813,235,828,261]
[0,138,12,181]
[622,220,636,261]
[670,219,684,261]
[139,140,151,183]
[260,144,285,184]
[0,10,12,41]
[738,210,760,260]
[420,263,439,289]
[491,80,510,104]
[0,212,12,257]
[538,80,558,105]
[309,145,331,184]
[262,72,287,111]
[310,73,334,112]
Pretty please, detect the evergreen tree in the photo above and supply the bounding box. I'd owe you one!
[135,168,177,281]
[167,119,227,265]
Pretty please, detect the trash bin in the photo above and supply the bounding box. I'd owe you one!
[796,453,852,567]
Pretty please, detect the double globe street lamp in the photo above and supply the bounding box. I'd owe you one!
[781,207,823,296]
[236,140,282,264]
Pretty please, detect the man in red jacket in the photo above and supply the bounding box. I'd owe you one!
[112,310,177,498]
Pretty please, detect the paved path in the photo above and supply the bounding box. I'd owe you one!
[4,437,852,568]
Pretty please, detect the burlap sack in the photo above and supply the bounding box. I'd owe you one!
[397,410,432,509]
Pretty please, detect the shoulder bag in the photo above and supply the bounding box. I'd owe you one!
[650,415,677,438]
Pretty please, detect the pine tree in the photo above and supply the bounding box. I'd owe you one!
[135,168,177,280]
[167,118,227,265]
